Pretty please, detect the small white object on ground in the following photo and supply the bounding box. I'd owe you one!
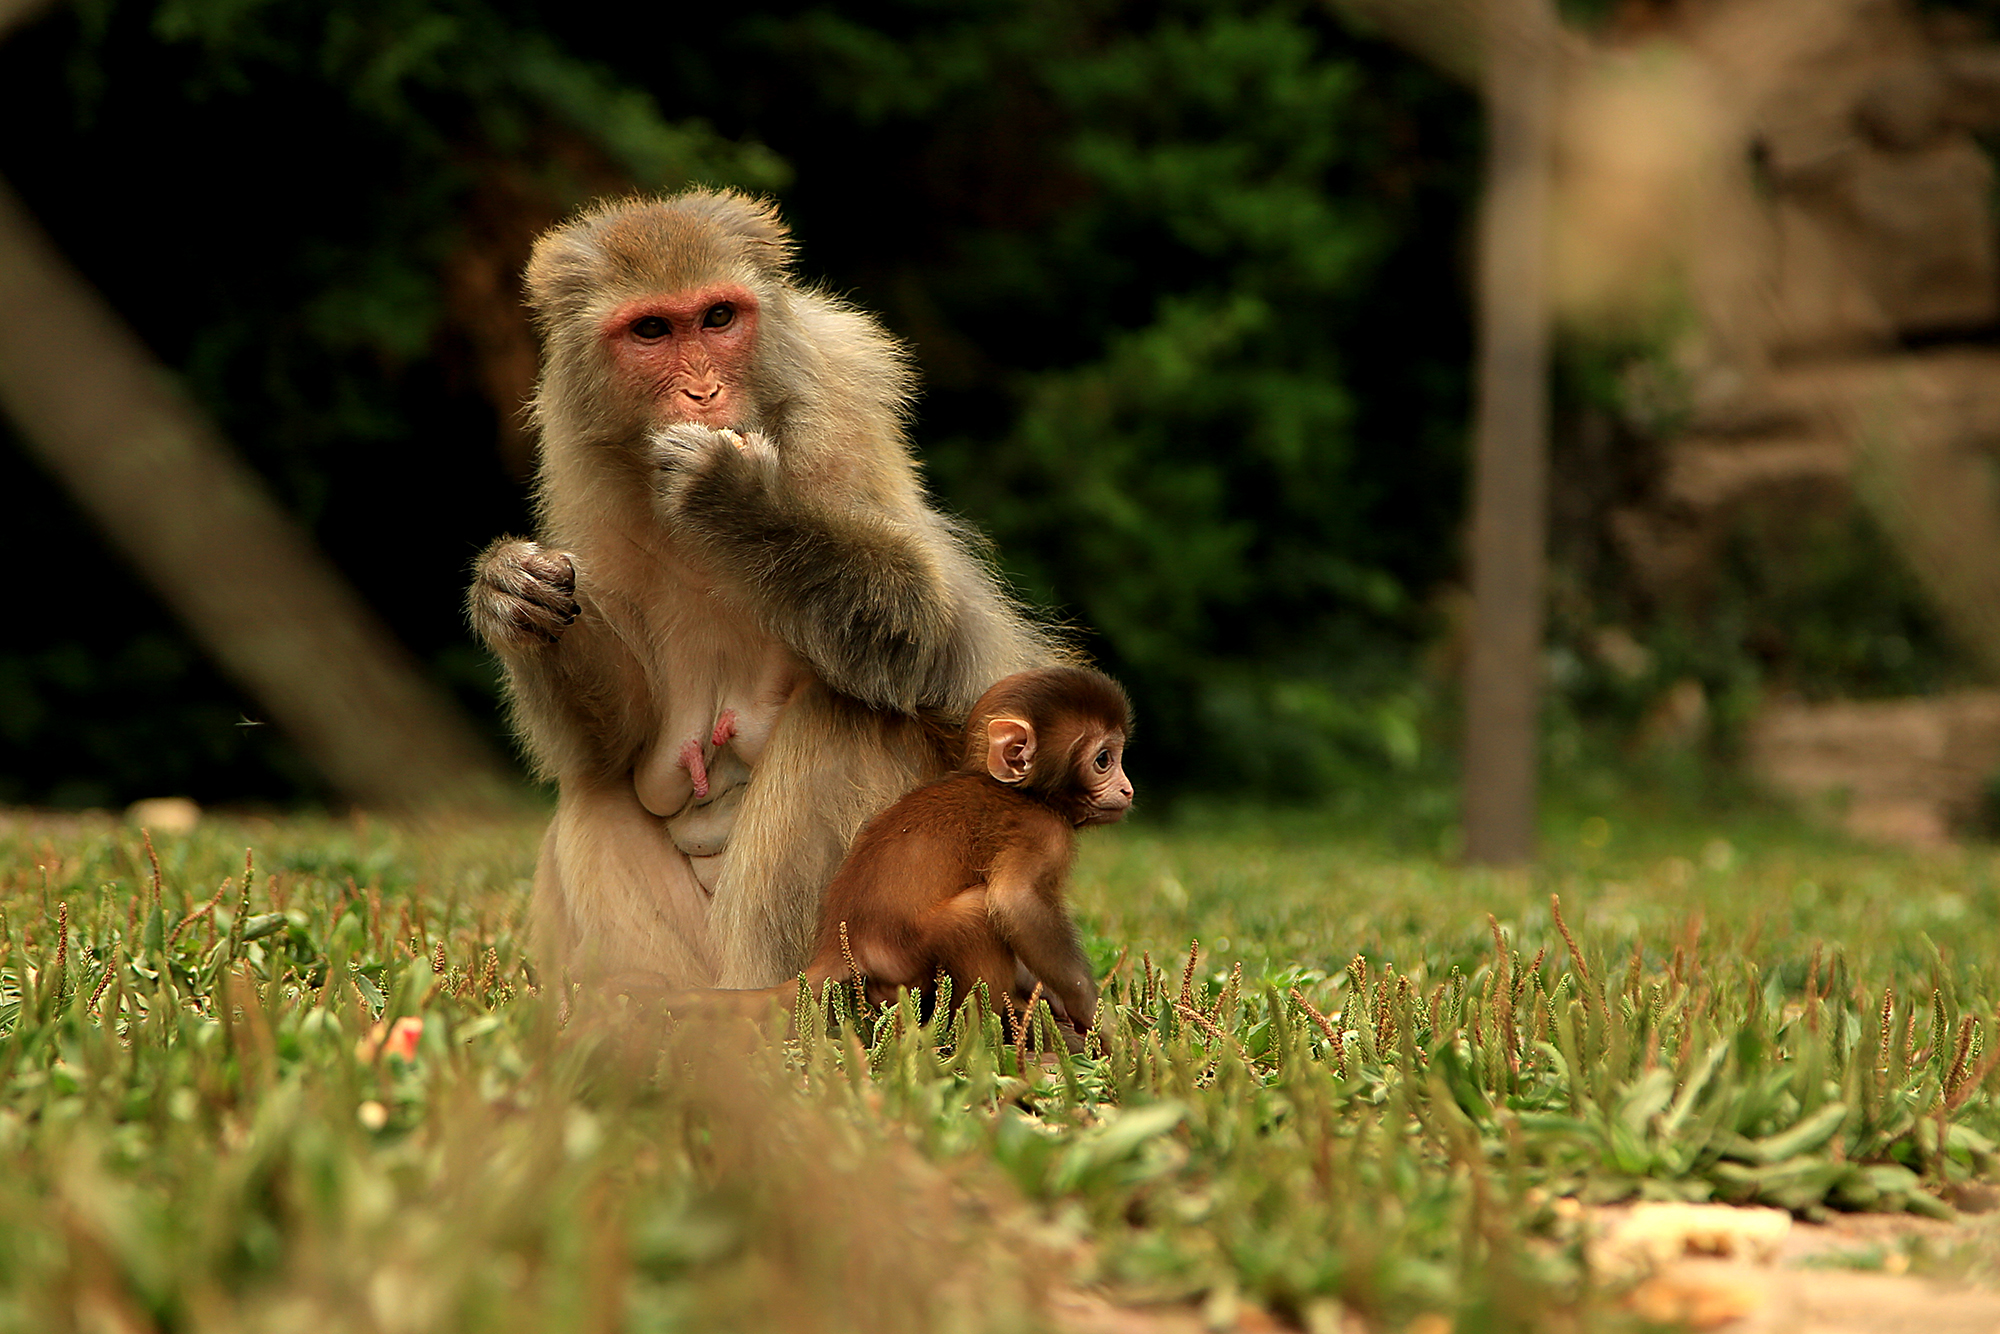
[1590,1201,1793,1280]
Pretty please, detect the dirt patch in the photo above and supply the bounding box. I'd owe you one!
[1599,1202,2000,1332]
[1049,1206,2000,1333]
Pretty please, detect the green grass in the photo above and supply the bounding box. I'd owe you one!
[6,794,2000,1332]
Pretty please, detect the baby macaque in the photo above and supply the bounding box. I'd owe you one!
[797,666,1132,1032]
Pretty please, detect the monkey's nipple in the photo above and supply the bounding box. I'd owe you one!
[677,738,710,799]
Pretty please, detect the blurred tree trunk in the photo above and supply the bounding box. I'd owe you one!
[1326,0,1558,860]
[1461,0,1556,864]
[0,177,515,811]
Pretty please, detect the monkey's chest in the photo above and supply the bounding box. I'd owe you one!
[628,606,806,889]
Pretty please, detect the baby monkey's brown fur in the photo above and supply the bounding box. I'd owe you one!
[800,666,1133,1032]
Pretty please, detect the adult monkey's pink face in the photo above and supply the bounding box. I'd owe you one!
[601,284,761,428]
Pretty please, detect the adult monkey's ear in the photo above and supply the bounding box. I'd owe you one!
[985,718,1035,784]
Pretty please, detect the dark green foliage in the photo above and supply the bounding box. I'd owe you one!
[1,0,1476,805]
[942,9,1475,796]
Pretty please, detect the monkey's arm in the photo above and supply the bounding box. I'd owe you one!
[469,538,653,777]
[982,838,1096,1030]
[649,426,970,714]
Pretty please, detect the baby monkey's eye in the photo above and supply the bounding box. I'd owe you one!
[1093,749,1111,771]
[632,316,670,339]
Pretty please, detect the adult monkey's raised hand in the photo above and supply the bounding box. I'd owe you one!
[469,191,1061,989]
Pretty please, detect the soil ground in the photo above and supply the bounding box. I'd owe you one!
[1053,1206,2000,1333]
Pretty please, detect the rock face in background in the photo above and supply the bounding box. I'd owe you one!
[1749,691,2000,845]
[1756,9,1998,351]
[1574,0,2000,842]
[1611,351,2000,636]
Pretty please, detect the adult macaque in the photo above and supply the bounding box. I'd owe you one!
[469,190,1057,988]
[785,666,1133,1034]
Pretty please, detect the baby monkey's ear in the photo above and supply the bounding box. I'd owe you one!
[985,718,1036,784]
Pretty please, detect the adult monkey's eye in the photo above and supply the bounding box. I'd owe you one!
[701,303,735,329]
[632,316,670,339]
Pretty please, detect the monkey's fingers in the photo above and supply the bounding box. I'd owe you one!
[517,546,576,595]
[648,422,736,473]
[474,540,581,646]
[480,586,577,646]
